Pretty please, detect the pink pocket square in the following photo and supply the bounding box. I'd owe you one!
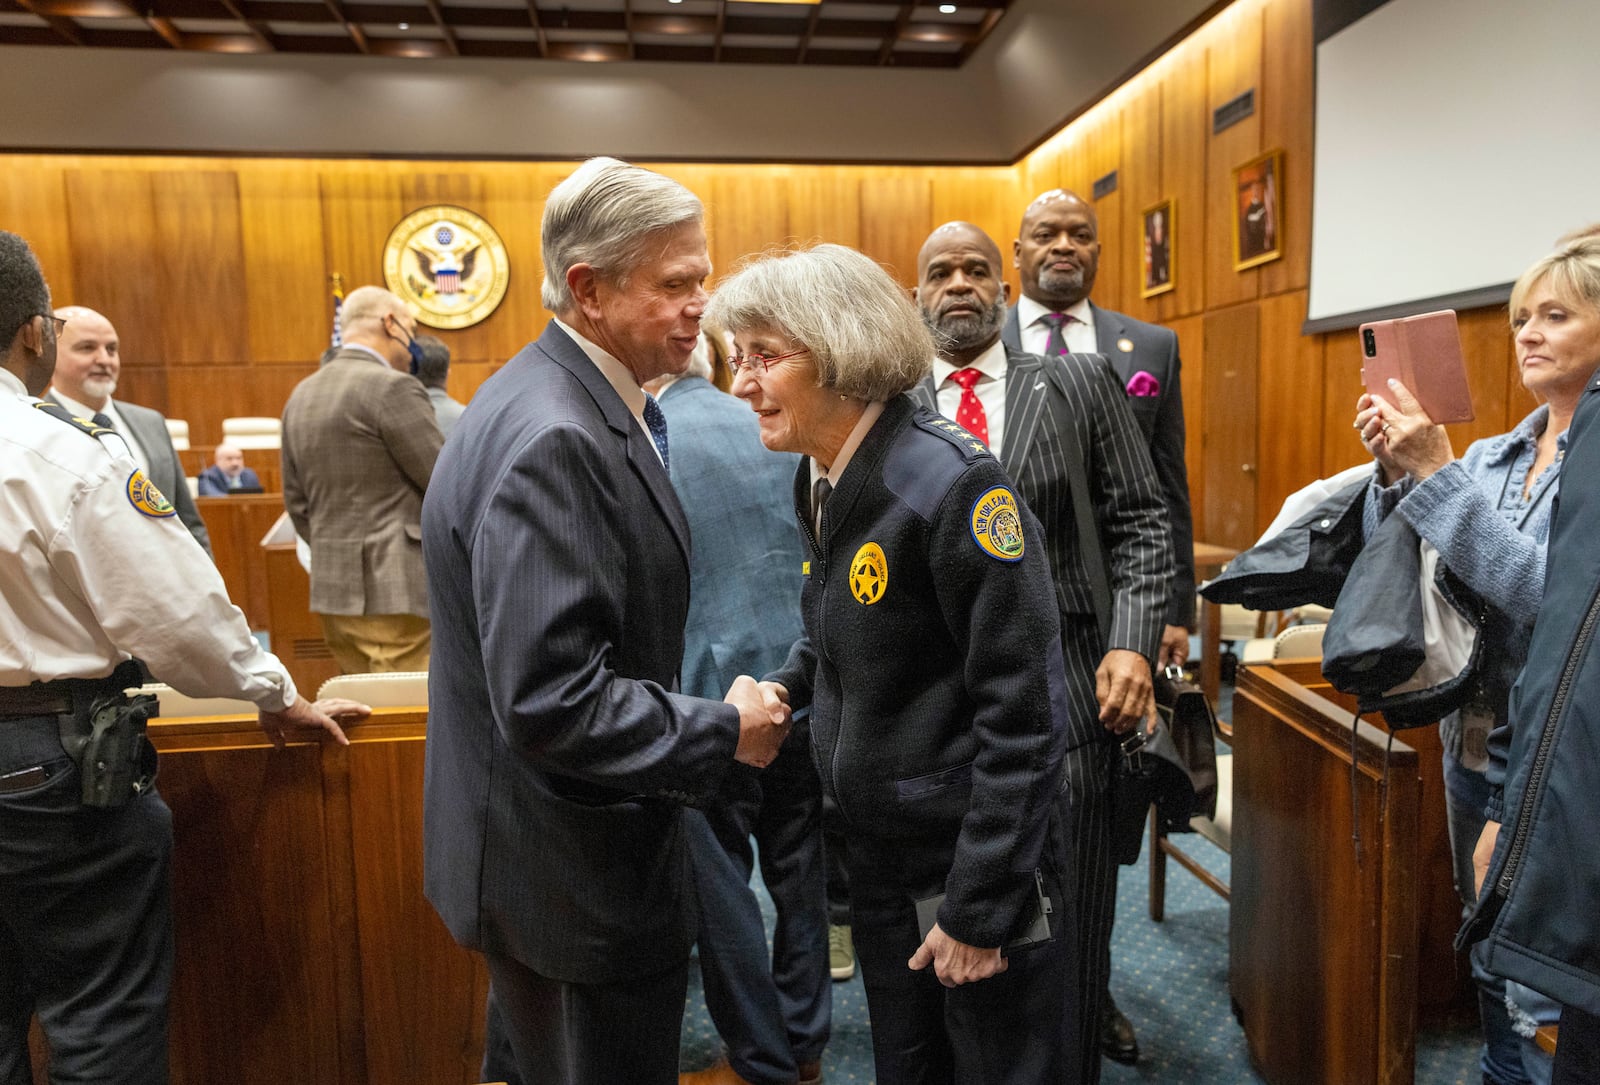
[1125,370,1161,397]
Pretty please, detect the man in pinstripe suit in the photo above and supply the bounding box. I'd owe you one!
[913,223,1171,1085]
[421,158,793,1085]
[1008,189,1197,1067]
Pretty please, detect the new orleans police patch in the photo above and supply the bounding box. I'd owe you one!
[849,542,888,605]
[126,471,175,518]
[970,487,1025,562]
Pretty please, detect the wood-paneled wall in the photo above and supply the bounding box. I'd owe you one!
[0,0,1530,547]
[0,155,1014,449]
[1016,0,1524,548]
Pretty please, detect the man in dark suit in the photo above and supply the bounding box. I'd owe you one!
[48,306,211,555]
[652,348,830,1085]
[196,443,262,495]
[1006,192,1197,1065]
[281,285,443,674]
[915,222,1172,1084]
[421,157,792,1085]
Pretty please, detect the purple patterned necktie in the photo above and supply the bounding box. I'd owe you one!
[1040,311,1077,357]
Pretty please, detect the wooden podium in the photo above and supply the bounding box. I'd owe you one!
[1230,660,1471,1085]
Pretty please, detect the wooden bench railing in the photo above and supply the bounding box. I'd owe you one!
[155,709,489,1085]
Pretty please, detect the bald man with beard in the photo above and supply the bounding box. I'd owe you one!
[47,306,212,556]
[913,222,1172,1084]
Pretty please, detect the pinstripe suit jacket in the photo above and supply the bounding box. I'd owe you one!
[911,346,1171,753]
[420,322,741,985]
[1004,302,1196,627]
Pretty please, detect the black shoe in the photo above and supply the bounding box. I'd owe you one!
[1100,996,1140,1065]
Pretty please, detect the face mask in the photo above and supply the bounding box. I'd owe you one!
[391,317,426,376]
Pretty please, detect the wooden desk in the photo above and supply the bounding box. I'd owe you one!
[1193,541,1239,707]
[196,494,286,631]
[155,710,489,1085]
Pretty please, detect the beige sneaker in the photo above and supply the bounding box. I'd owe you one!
[828,924,855,982]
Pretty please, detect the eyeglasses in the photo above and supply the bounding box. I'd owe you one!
[45,315,66,337]
[726,346,810,377]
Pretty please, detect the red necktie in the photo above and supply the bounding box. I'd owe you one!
[948,367,989,447]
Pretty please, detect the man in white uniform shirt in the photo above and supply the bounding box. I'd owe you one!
[46,305,212,555]
[0,231,356,1085]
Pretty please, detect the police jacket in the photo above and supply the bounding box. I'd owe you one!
[1465,373,1600,1016]
[768,395,1071,949]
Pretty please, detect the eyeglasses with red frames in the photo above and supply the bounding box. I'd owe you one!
[725,346,811,377]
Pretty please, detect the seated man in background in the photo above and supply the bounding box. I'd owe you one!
[48,304,212,556]
[197,442,262,495]
[415,333,466,438]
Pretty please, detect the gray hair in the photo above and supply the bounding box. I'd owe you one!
[1511,236,1600,323]
[414,333,451,387]
[705,244,933,402]
[0,231,50,351]
[541,157,704,314]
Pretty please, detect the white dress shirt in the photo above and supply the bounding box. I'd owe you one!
[1017,295,1097,358]
[48,389,150,474]
[553,317,664,468]
[1,365,295,707]
[930,337,1010,459]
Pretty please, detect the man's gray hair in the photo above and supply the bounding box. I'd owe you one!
[541,157,703,314]
[0,231,50,352]
[705,244,933,403]
[414,333,451,387]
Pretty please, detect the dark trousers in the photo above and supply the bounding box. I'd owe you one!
[1554,1003,1600,1085]
[690,729,830,1084]
[485,951,687,1085]
[845,825,1080,1085]
[0,715,173,1085]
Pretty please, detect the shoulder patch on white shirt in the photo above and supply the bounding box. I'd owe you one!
[126,470,176,518]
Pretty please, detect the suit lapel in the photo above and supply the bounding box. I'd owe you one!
[1002,304,1023,353]
[538,324,692,565]
[1001,350,1048,480]
[1090,302,1136,384]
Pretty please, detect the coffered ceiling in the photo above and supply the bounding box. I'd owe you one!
[0,0,1012,67]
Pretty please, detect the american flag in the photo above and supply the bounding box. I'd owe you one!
[330,275,344,347]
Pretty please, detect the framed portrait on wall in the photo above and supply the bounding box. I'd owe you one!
[1232,149,1283,271]
[1140,198,1175,298]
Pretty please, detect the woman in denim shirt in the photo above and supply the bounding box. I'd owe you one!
[1352,244,1600,1085]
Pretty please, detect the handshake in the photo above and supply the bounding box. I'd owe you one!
[725,676,793,768]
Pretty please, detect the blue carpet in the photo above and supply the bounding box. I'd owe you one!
[682,840,1483,1082]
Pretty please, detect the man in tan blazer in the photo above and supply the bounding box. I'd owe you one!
[281,285,443,673]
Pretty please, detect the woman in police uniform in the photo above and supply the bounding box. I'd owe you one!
[706,245,1079,1085]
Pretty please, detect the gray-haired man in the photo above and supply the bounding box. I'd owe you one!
[421,158,791,1085]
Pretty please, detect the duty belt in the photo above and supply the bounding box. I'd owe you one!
[0,681,76,720]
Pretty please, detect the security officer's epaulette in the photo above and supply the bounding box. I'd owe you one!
[31,399,114,440]
[31,400,116,438]
[912,413,992,463]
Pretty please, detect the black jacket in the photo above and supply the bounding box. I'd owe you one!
[1465,373,1600,1015]
[769,396,1071,949]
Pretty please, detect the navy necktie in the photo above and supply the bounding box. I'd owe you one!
[91,411,114,429]
[643,393,670,472]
